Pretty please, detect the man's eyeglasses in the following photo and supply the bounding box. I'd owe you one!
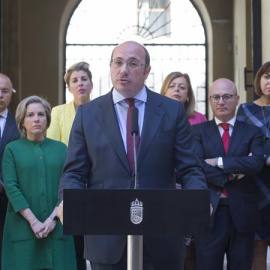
[209,94,237,103]
[111,59,147,70]
[0,89,12,95]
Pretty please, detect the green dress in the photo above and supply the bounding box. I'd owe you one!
[1,138,77,270]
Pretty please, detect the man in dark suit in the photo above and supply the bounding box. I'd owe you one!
[192,78,265,270]
[58,41,207,270]
[0,73,20,269]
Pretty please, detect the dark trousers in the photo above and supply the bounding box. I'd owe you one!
[90,246,184,270]
[74,235,87,270]
[195,205,255,270]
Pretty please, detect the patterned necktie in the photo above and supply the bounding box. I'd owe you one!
[126,98,140,171]
[220,123,230,154]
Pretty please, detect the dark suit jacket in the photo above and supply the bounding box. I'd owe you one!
[192,119,264,233]
[59,88,207,264]
[0,112,20,255]
[0,113,20,179]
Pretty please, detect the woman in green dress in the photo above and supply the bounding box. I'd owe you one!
[1,96,77,270]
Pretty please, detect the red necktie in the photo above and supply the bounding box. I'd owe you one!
[220,123,230,197]
[220,123,230,154]
[126,98,140,171]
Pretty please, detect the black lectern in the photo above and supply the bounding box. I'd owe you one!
[63,189,210,269]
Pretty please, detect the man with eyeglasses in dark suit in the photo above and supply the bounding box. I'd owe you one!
[58,41,207,270]
[192,78,265,270]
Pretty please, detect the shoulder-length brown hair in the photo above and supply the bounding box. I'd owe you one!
[254,61,270,96]
[160,71,195,118]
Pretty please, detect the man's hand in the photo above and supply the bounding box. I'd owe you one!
[237,174,245,180]
[266,156,270,167]
[228,153,252,180]
[58,200,63,224]
[205,158,217,167]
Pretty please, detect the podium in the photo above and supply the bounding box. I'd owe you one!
[63,189,210,269]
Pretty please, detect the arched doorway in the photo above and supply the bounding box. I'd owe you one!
[65,0,208,115]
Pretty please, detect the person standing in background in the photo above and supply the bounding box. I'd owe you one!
[47,61,93,145]
[193,78,264,270]
[237,61,270,270]
[47,61,93,270]
[2,96,76,270]
[0,73,20,269]
[160,71,207,126]
[160,71,207,270]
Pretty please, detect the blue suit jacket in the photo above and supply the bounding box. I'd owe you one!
[192,119,264,233]
[59,88,207,263]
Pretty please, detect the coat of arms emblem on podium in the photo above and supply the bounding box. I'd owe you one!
[130,198,143,225]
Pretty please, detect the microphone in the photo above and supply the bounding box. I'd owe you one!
[131,107,139,189]
[131,107,139,136]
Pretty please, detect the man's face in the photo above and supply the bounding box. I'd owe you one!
[209,79,239,122]
[0,75,13,112]
[110,41,151,98]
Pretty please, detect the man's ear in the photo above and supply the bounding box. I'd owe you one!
[144,65,151,78]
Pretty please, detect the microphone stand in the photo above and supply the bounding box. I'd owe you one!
[133,134,139,190]
[127,125,143,270]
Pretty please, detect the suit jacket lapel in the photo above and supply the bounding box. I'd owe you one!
[210,120,244,156]
[1,113,17,152]
[209,119,226,156]
[137,89,165,169]
[227,120,244,156]
[95,91,131,173]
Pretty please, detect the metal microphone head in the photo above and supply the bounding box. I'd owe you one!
[131,107,139,136]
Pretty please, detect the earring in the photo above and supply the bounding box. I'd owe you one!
[22,127,26,137]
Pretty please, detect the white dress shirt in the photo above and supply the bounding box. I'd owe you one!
[214,116,236,168]
[112,87,147,152]
[0,108,8,137]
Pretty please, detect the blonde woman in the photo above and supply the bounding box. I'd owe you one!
[47,61,93,145]
[2,96,76,270]
[160,71,207,125]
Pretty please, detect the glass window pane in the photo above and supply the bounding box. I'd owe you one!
[65,0,207,115]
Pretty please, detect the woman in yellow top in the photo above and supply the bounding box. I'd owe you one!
[47,61,93,270]
[47,61,93,146]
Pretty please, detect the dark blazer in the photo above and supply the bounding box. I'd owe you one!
[192,119,264,233]
[0,113,20,178]
[0,112,20,261]
[59,88,207,264]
